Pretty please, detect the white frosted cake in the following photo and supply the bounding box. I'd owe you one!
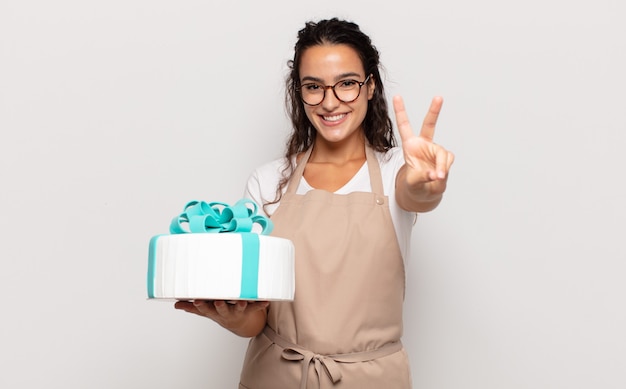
[147,200,295,301]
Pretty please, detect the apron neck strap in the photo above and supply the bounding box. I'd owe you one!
[285,144,385,195]
[286,147,313,194]
[365,146,385,195]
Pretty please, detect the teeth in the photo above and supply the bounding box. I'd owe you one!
[323,114,345,122]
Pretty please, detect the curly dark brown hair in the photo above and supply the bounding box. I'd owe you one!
[267,18,396,213]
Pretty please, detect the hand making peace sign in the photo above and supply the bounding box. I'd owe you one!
[394,96,455,210]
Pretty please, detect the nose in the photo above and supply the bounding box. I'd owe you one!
[320,86,340,111]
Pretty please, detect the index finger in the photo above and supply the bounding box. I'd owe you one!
[393,95,413,143]
[420,96,444,141]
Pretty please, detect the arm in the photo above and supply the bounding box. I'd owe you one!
[174,300,269,338]
[394,96,455,213]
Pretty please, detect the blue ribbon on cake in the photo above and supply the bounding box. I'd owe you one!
[169,199,273,235]
[170,199,273,299]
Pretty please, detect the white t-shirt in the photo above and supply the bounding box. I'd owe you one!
[243,147,416,261]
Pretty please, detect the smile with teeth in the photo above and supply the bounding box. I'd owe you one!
[322,113,347,122]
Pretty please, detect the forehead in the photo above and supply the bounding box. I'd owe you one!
[299,44,365,81]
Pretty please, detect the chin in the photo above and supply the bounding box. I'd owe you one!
[317,128,349,143]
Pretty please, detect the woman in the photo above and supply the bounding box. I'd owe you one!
[176,18,454,388]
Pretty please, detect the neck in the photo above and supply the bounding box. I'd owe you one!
[310,133,366,164]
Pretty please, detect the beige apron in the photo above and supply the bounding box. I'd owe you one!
[239,146,411,389]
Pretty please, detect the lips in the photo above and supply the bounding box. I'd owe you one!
[322,113,346,122]
[319,113,350,127]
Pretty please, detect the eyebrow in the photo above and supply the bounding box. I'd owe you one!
[301,72,363,84]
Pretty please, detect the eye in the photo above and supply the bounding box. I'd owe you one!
[302,83,322,91]
[338,80,358,89]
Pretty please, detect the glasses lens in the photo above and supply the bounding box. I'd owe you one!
[300,84,324,105]
[334,80,360,103]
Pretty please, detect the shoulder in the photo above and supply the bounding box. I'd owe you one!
[243,156,291,215]
[374,147,405,177]
[250,157,290,181]
[245,156,289,193]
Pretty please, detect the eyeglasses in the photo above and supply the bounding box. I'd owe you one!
[297,75,372,106]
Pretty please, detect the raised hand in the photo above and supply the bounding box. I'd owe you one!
[394,95,454,211]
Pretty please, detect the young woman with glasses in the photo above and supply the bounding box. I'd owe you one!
[176,18,454,389]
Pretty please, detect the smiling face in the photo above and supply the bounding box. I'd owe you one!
[298,44,375,148]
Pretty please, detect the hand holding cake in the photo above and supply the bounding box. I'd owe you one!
[174,300,270,338]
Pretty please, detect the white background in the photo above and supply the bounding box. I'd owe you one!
[1,1,624,388]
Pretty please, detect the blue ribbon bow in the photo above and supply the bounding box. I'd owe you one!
[169,199,273,235]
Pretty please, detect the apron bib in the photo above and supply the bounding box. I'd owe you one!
[239,146,411,389]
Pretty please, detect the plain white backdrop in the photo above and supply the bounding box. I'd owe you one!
[1,1,624,388]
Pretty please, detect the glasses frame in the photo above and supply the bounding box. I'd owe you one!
[297,74,372,106]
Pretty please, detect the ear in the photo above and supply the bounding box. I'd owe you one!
[367,75,375,100]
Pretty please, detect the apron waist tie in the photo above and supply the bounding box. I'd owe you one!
[263,326,403,389]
